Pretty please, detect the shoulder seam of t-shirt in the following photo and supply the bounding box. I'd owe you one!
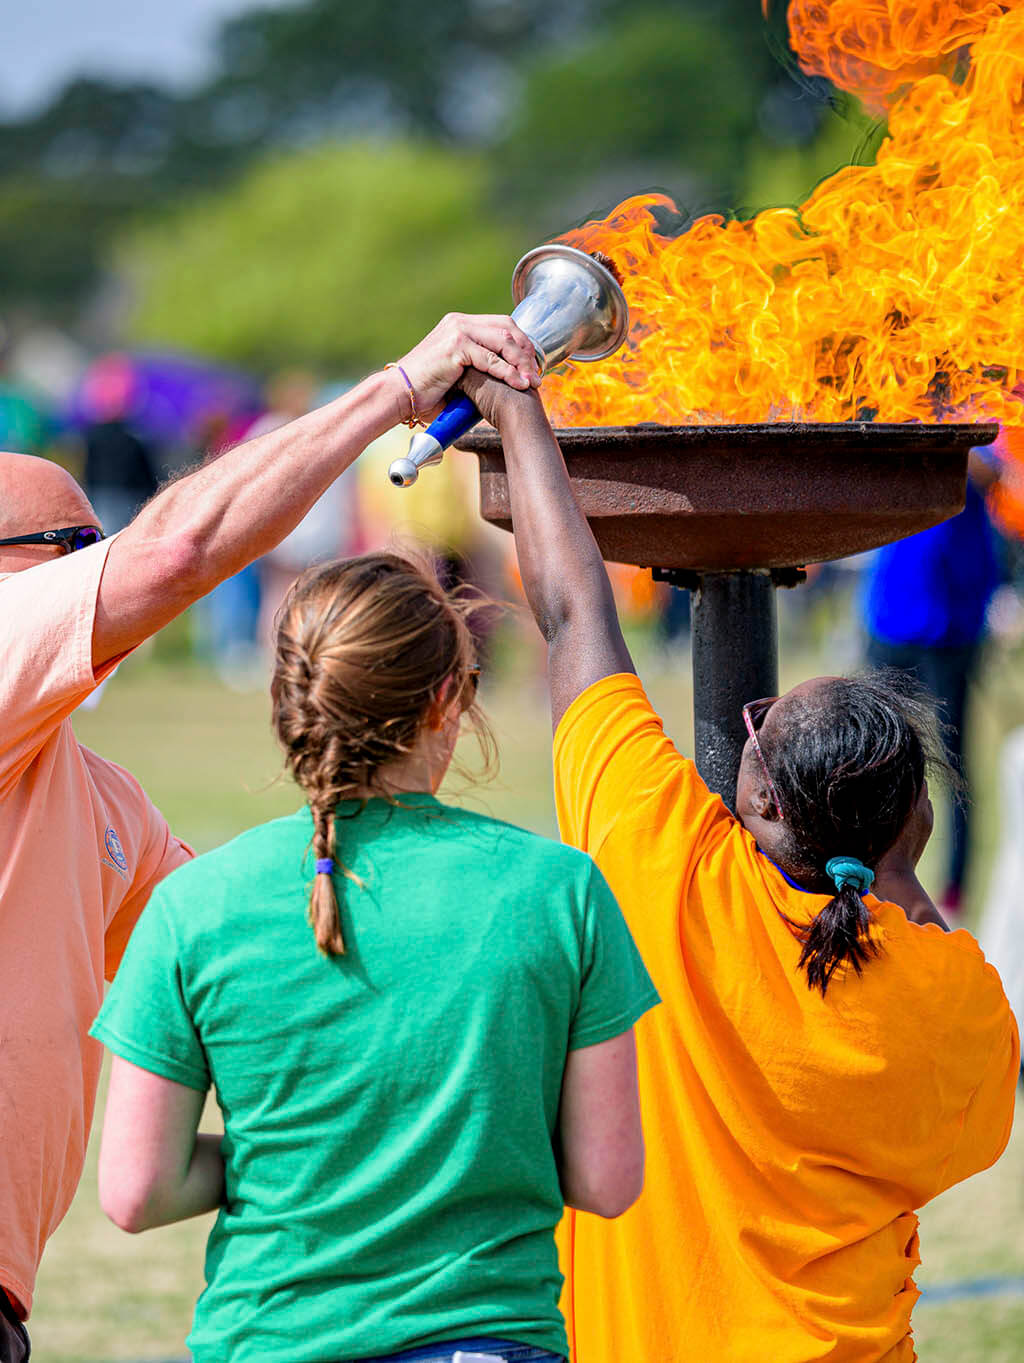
[387,797,586,869]
[89,1020,210,1091]
[157,807,310,877]
[186,800,572,871]
[877,911,986,960]
[429,797,563,846]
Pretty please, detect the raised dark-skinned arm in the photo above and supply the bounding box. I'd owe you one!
[460,371,634,730]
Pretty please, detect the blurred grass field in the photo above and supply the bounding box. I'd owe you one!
[29,603,1024,1362]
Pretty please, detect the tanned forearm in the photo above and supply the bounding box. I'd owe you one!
[133,374,396,576]
[467,380,634,728]
[93,373,406,668]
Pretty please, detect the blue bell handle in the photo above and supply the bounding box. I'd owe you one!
[387,392,481,487]
[425,392,481,448]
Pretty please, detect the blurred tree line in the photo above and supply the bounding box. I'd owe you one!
[0,0,877,371]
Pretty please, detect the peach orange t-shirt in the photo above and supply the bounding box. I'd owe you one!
[554,674,1018,1363]
[0,539,192,1314]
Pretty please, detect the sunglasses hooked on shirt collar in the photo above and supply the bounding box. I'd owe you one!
[0,526,105,555]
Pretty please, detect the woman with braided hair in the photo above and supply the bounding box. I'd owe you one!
[90,549,658,1363]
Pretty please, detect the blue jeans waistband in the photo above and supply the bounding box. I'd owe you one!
[352,1338,564,1363]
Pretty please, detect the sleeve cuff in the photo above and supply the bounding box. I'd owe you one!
[90,1022,210,1093]
[567,986,661,1052]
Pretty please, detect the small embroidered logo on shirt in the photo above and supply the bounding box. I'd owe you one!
[102,825,128,877]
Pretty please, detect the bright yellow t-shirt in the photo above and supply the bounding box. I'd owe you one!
[553,674,1018,1363]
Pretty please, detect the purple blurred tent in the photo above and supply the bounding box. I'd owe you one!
[67,352,263,450]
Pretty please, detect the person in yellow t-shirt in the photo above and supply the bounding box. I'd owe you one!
[457,370,1020,1363]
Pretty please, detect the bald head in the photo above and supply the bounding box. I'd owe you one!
[0,452,96,538]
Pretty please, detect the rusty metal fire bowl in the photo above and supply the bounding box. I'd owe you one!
[455,422,997,571]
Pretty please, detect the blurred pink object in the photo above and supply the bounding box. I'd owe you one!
[80,355,136,422]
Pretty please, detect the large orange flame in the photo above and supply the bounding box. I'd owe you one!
[785,0,1009,113]
[543,1,1024,427]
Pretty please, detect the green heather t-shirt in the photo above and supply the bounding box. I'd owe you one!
[92,795,658,1363]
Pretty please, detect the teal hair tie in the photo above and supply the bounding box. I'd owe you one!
[825,856,875,894]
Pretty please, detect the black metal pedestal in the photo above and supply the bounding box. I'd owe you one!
[692,571,777,809]
[655,567,803,810]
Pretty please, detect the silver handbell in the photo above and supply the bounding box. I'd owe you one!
[387,244,629,487]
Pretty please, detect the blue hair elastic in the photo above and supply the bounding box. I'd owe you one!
[825,856,874,895]
[315,858,335,875]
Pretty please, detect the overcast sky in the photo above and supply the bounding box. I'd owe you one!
[1,0,292,116]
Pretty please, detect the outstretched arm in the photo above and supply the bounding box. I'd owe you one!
[94,315,540,670]
[460,372,634,730]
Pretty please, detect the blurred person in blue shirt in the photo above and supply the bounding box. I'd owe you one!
[861,452,1002,912]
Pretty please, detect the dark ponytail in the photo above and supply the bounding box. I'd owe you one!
[760,670,952,995]
[798,883,877,995]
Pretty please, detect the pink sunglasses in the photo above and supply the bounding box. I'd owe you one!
[742,696,784,820]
